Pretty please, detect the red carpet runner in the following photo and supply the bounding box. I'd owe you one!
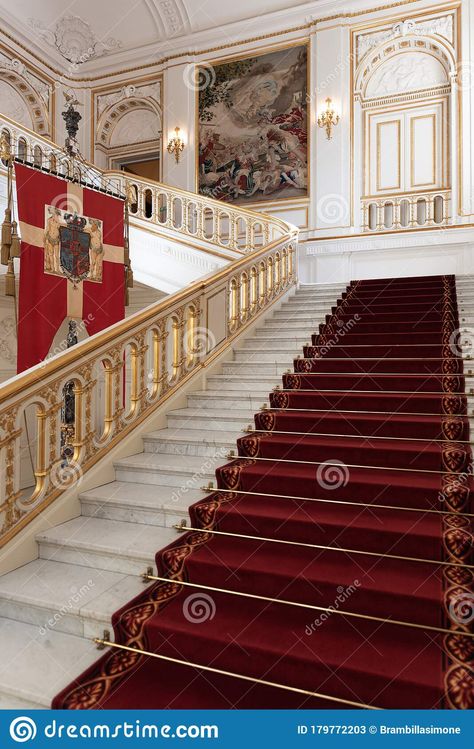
[54,275,474,710]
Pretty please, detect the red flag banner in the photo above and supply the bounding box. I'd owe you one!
[14,163,125,372]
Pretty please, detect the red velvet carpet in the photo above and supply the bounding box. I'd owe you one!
[53,274,474,710]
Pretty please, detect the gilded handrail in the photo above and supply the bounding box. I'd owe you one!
[0,114,298,546]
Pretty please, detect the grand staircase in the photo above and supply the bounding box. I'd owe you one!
[0,282,345,708]
[48,273,472,711]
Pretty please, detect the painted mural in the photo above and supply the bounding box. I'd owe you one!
[198,44,308,205]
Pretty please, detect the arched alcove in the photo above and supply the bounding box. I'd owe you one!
[354,33,456,231]
[95,97,162,176]
[0,72,50,136]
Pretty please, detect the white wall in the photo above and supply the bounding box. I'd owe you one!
[299,228,474,284]
[129,222,228,294]
[161,62,196,192]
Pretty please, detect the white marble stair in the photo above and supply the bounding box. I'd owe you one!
[80,481,203,527]
[0,281,345,707]
[0,618,101,708]
[37,517,177,576]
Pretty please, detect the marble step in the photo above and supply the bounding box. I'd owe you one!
[0,690,45,709]
[206,375,287,391]
[287,298,342,307]
[280,300,339,311]
[257,322,320,333]
[297,284,347,292]
[0,559,144,639]
[167,407,254,432]
[237,340,306,353]
[222,361,290,375]
[241,330,311,349]
[80,480,200,526]
[143,427,238,457]
[37,517,177,575]
[186,391,269,411]
[114,452,225,488]
[0,617,100,708]
[272,310,333,321]
[294,287,345,295]
[232,347,298,362]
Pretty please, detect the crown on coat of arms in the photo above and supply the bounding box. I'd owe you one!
[63,213,87,230]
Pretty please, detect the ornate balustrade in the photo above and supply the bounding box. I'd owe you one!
[104,171,289,254]
[362,190,451,232]
[0,114,289,255]
[0,113,298,547]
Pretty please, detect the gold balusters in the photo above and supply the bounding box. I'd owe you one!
[171,307,186,381]
[267,257,274,299]
[250,266,258,315]
[0,406,22,535]
[240,273,249,323]
[258,261,266,307]
[228,278,240,332]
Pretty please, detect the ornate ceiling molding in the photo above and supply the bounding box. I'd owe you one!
[28,14,122,65]
[0,49,51,106]
[0,0,423,82]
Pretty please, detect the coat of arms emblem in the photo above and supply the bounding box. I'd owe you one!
[59,213,90,284]
[44,206,104,283]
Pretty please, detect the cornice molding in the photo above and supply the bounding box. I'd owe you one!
[0,0,430,84]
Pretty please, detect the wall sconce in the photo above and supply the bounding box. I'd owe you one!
[167,127,185,163]
[317,98,340,140]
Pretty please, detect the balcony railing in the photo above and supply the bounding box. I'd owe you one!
[361,190,451,232]
[0,114,298,548]
[0,114,289,256]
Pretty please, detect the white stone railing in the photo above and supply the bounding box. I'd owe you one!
[361,189,451,232]
[0,114,289,255]
[0,114,298,547]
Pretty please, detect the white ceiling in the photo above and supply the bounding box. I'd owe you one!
[0,0,323,72]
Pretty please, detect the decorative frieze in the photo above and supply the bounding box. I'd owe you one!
[356,13,455,66]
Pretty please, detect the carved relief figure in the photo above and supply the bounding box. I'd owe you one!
[88,219,104,282]
[44,207,61,273]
